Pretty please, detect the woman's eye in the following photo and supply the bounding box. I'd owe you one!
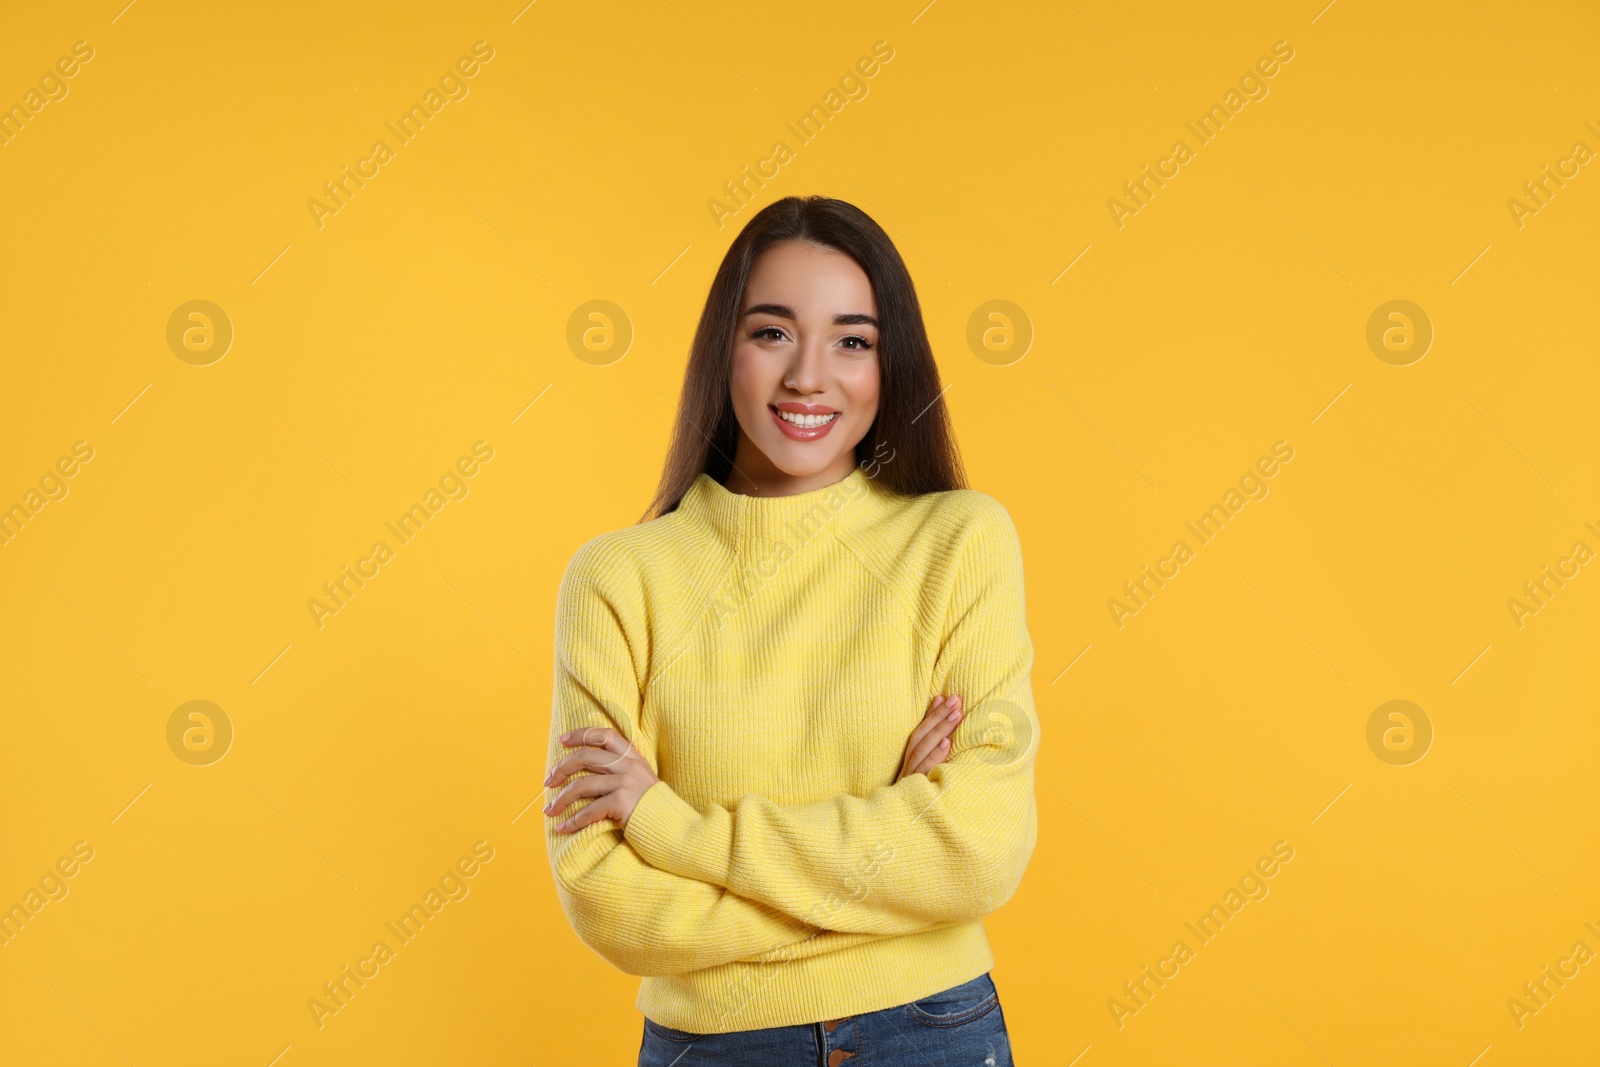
[750,328,873,350]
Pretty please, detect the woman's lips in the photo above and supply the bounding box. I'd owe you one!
[768,405,840,441]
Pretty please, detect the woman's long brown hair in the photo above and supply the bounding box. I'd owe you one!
[641,195,967,522]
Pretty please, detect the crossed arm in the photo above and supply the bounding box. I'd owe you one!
[541,681,970,975]
[543,505,1038,975]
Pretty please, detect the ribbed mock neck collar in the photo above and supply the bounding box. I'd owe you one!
[675,467,881,554]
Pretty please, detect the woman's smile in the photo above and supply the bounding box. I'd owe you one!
[768,402,841,441]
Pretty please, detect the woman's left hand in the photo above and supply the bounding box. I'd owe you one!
[543,727,660,833]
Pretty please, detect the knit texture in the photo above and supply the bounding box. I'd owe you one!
[544,465,1039,1033]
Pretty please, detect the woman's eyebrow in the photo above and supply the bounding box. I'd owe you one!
[742,303,879,328]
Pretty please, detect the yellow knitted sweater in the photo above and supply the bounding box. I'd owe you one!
[544,465,1039,1034]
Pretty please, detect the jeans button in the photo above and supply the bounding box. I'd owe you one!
[822,1016,851,1033]
[827,1050,856,1067]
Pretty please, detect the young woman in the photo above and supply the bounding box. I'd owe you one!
[543,195,1039,1066]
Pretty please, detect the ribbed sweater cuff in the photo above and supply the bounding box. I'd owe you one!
[624,781,731,885]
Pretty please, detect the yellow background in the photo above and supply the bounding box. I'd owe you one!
[2,0,1596,1063]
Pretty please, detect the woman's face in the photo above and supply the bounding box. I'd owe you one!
[727,240,881,493]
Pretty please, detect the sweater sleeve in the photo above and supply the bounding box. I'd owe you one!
[622,497,1040,938]
[544,537,822,976]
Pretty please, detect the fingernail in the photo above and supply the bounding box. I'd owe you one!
[939,737,949,747]
[947,708,962,721]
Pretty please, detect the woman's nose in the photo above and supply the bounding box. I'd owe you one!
[785,342,827,392]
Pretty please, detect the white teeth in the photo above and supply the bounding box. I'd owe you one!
[776,409,838,428]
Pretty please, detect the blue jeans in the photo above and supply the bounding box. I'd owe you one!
[638,971,1012,1066]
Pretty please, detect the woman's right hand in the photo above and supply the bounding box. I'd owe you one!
[897,694,964,781]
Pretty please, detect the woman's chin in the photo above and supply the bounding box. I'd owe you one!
[756,447,848,480]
